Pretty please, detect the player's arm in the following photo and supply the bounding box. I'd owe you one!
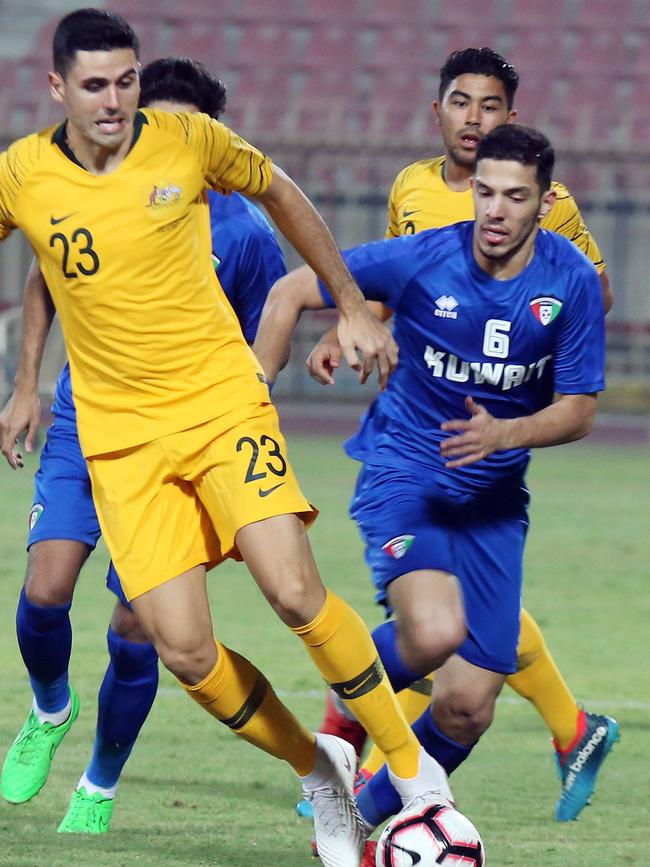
[598,270,613,314]
[439,392,597,469]
[0,260,55,469]
[255,166,397,388]
[307,301,393,385]
[253,265,327,385]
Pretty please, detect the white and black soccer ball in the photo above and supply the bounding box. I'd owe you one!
[375,799,485,866]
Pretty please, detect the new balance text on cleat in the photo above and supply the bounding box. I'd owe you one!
[554,712,620,821]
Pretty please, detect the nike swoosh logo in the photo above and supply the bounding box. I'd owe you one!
[258,482,285,497]
[403,209,419,217]
[336,742,353,773]
[341,671,374,697]
[388,841,421,865]
[50,213,76,225]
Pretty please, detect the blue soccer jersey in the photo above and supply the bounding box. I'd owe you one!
[208,190,287,343]
[321,221,605,493]
[50,190,285,428]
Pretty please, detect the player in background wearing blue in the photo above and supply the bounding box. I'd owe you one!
[304,47,617,827]
[254,124,611,859]
[0,57,286,833]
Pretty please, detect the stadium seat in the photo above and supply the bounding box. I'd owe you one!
[361,26,430,72]
[166,19,231,66]
[298,23,360,71]
[234,23,295,69]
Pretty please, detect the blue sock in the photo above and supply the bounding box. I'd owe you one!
[16,587,71,713]
[372,620,421,692]
[357,709,474,827]
[86,628,159,790]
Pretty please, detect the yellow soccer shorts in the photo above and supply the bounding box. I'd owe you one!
[86,402,316,600]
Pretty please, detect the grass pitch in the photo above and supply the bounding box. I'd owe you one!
[0,431,647,866]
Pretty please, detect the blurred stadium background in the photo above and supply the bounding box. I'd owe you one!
[0,0,649,423]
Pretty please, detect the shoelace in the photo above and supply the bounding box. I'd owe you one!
[66,792,102,827]
[308,785,364,835]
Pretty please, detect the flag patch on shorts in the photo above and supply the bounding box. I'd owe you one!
[382,534,415,559]
[29,503,44,531]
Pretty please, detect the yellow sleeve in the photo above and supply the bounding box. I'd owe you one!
[144,109,273,198]
[385,172,402,239]
[0,143,21,240]
[543,182,605,273]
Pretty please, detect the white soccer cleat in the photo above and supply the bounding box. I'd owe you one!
[301,733,366,867]
[388,746,455,808]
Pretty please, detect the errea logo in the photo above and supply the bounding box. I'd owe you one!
[434,295,459,319]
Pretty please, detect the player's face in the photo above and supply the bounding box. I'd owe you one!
[434,75,516,168]
[471,159,555,267]
[49,49,140,152]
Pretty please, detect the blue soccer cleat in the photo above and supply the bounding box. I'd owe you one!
[554,711,620,821]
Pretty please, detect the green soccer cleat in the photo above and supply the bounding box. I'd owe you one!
[57,786,114,834]
[1,687,80,804]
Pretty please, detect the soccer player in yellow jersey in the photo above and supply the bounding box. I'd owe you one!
[0,10,454,864]
[304,48,616,825]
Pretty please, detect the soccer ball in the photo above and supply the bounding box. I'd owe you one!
[375,799,485,866]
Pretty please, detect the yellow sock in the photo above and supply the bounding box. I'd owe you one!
[181,640,316,775]
[506,609,580,749]
[364,676,433,774]
[292,591,420,778]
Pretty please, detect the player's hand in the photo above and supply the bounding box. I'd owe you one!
[306,335,342,385]
[0,388,40,470]
[337,305,398,390]
[440,396,504,468]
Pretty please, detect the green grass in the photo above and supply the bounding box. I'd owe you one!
[0,434,647,866]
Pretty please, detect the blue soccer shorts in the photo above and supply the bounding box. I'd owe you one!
[28,421,132,609]
[349,463,530,674]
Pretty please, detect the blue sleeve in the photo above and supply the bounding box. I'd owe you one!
[553,264,605,394]
[318,234,426,309]
[225,220,287,343]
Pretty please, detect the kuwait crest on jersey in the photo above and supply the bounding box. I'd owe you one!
[382,535,415,559]
[530,296,562,326]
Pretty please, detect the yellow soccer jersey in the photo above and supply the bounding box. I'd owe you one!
[0,110,274,456]
[386,156,605,272]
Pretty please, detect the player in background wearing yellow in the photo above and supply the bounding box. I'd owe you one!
[303,48,617,825]
[0,10,454,865]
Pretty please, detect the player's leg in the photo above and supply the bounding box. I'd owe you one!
[58,567,159,834]
[354,472,527,832]
[508,608,619,821]
[508,608,580,746]
[236,516,451,802]
[87,436,364,866]
[190,408,450,805]
[350,567,467,830]
[130,563,368,866]
[362,676,433,776]
[2,426,100,804]
[357,654,504,828]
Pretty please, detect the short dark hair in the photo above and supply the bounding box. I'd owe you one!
[477,124,555,191]
[439,48,519,109]
[53,8,140,78]
[139,57,227,119]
